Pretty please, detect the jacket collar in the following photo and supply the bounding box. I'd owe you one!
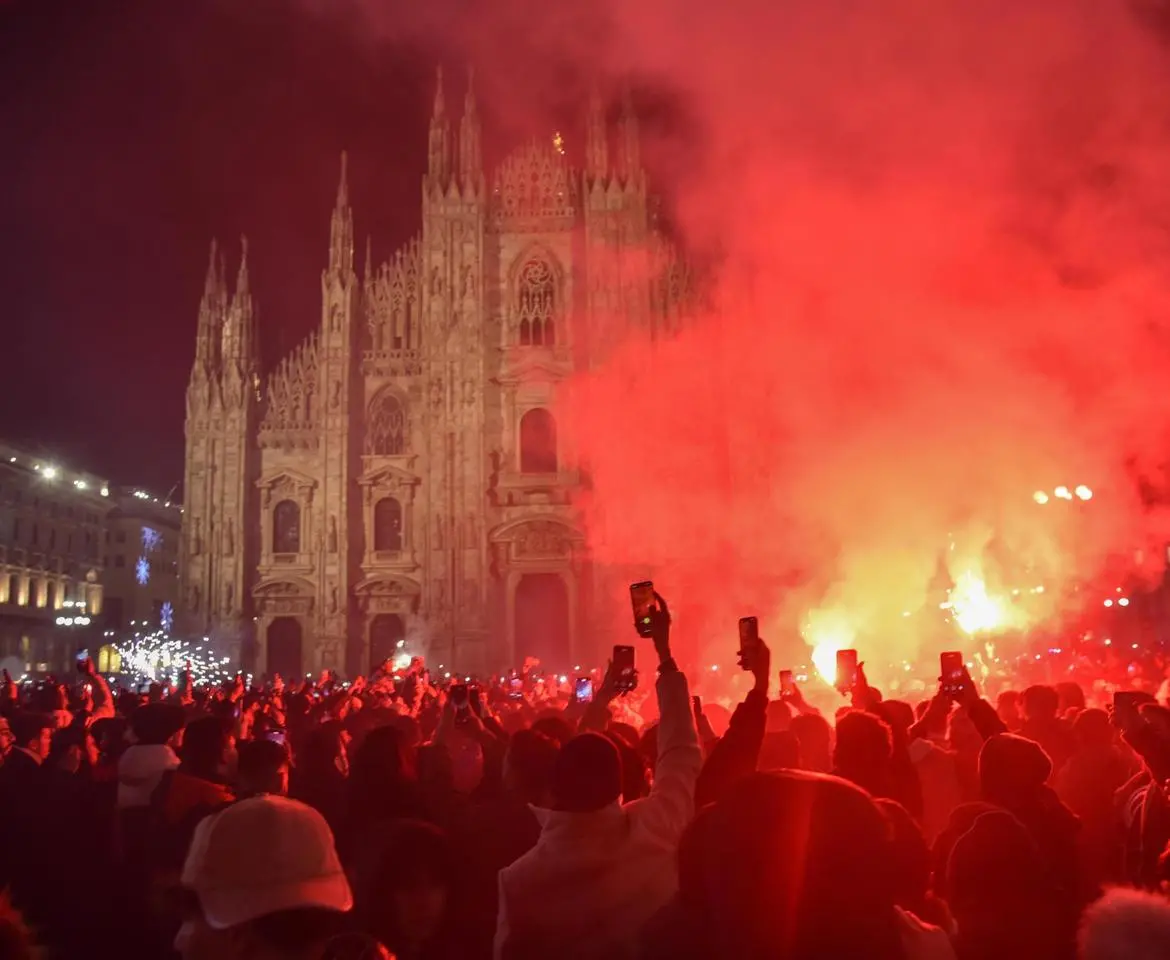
[530,799,623,832]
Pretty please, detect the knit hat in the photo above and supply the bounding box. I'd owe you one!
[181,795,352,929]
[978,732,1052,804]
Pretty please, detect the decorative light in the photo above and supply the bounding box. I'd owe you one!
[1119,597,1130,607]
[141,527,162,552]
[1033,491,1049,504]
[1054,485,1072,500]
[135,557,151,586]
[160,601,174,634]
[74,479,87,490]
[1104,599,1114,607]
[1075,485,1093,501]
[552,131,565,155]
[41,466,58,480]
[100,487,109,497]
[113,629,232,685]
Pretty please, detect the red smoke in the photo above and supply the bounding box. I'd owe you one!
[330,0,1170,673]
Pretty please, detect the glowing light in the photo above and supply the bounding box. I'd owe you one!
[41,466,58,480]
[393,652,411,670]
[1033,491,1049,504]
[100,487,109,497]
[1075,485,1093,501]
[113,630,232,685]
[950,572,1007,635]
[142,527,162,552]
[160,601,174,634]
[73,479,86,489]
[135,557,151,586]
[1054,486,1072,500]
[804,610,856,685]
[1104,599,1114,607]
[1119,597,1130,607]
[552,131,565,155]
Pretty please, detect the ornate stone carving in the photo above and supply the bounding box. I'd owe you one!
[366,391,406,455]
[258,333,319,448]
[189,584,200,611]
[328,516,338,553]
[514,521,571,558]
[329,583,339,613]
[223,581,234,615]
[492,139,577,230]
[224,519,234,556]
[190,523,202,556]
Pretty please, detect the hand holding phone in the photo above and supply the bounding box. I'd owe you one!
[575,677,594,704]
[630,581,656,638]
[835,649,859,694]
[939,652,967,700]
[738,617,760,672]
[613,645,637,693]
[779,669,795,698]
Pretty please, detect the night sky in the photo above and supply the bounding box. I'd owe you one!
[0,0,451,494]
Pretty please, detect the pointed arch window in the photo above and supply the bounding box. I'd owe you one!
[367,392,406,455]
[273,500,301,554]
[520,408,558,474]
[516,258,556,346]
[374,497,403,552]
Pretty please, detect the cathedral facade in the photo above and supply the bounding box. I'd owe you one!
[179,72,697,678]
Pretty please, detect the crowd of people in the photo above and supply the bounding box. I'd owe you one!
[3,590,1170,960]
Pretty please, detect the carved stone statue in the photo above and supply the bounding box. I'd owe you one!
[328,516,338,553]
[434,513,444,549]
[224,582,234,615]
[189,584,200,611]
[331,379,341,410]
[224,519,234,556]
[191,524,201,556]
[329,584,339,614]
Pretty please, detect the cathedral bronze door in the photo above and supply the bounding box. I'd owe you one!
[369,613,405,674]
[267,617,303,679]
[514,573,570,671]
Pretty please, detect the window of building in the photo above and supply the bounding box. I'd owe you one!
[519,408,558,474]
[373,497,403,552]
[115,531,126,544]
[273,500,301,554]
[115,555,125,568]
[516,258,556,346]
[366,392,406,456]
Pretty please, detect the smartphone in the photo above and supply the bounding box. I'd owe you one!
[779,669,795,697]
[630,581,656,638]
[613,644,637,693]
[575,677,594,703]
[263,729,287,747]
[940,651,965,699]
[75,649,89,673]
[1113,691,1144,729]
[508,677,524,701]
[738,617,760,670]
[835,649,859,692]
[450,683,469,710]
[468,684,483,716]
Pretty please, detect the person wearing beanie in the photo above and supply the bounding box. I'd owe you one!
[495,592,702,960]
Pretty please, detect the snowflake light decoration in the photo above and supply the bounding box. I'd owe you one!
[141,526,162,553]
[160,600,174,634]
[135,556,150,586]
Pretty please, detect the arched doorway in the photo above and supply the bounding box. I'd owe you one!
[369,613,405,674]
[514,573,570,670]
[267,617,303,679]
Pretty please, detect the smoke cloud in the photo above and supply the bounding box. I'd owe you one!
[314,0,1170,676]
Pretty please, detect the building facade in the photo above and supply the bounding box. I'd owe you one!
[102,488,182,633]
[180,73,699,678]
[0,440,108,676]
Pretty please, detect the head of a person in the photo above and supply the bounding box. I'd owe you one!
[764,699,792,733]
[350,820,454,951]
[677,771,903,959]
[877,700,914,738]
[1021,684,1060,723]
[1079,887,1170,960]
[552,732,622,812]
[946,809,1064,953]
[757,731,801,772]
[9,712,52,761]
[1055,681,1086,716]
[789,713,832,772]
[832,710,893,777]
[503,729,558,806]
[181,716,234,782]
[873,799,930,913]
[978,733,1052,807]
[996,690,1022,727]
[1072,708,1114,752]
[0,717,13,757]
[131,702,186,747]
[175,796,354,960]
[530,713,576,748]
[236,739,290,798]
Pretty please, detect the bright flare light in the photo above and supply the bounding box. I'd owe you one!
[1033,491,1050,504]
[1054,485,1073,500]
[949,572,1007,635]
[804,610,856,686]
[1075,484,1093,501]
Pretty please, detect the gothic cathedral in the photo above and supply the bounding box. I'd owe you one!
[179,71,698,678]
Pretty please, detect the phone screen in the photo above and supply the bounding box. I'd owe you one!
[613,645,637,692]
[264,730,287,747]
[940,651,965,698]
[450,683,469,710]
[508,677,524,700]
[779,669,795,696]
[575,677,594,703]
[738,617,760,670]
[630,581,655,638]
[835,649,859,692]
[1113,691,1143,728]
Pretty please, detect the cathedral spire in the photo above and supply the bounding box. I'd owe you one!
[194,238,225,370]
[328,151,354,277]
[585,84,608,182]
[222,236,257,368]
[427,65,451,189]
[458,66,482,194]
[363,235,373,285]
[619,85,641,182]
